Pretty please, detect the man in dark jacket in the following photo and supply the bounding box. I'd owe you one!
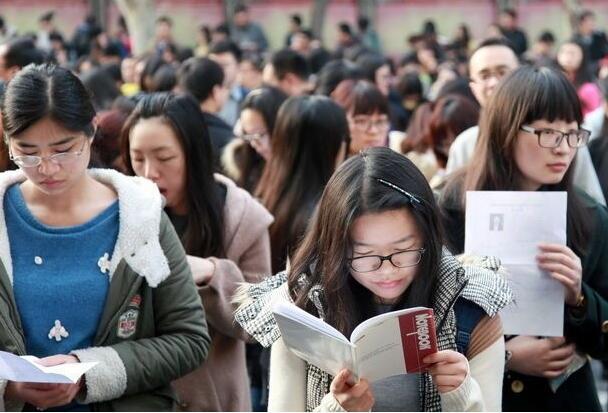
[178,57,233,171]
[572,10,608,72]
[498,9,528,57]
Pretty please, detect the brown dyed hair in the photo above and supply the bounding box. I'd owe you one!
[444,65,590,254]
[331,79,389,116]
[427,95,479,168]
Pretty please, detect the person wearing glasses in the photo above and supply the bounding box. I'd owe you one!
[121,92,273,412]
[444,37,606,207]
[0,64,210,411]
[331,79,391,156]
[439,66,608,411]
[221,86,287,193]
[234,147,512,411]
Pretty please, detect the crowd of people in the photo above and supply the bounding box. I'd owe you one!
[0,3,608,412]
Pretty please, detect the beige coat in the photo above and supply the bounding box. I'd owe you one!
[172,174,273,411]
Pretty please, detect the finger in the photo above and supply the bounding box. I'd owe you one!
[26,387,67,409]
[428,362,468,377]
[547,354,575,371]
[548,343,576,359]
[331,369,351,393]
[432,374,465,388]
[437,385,458,393]
[538,243,570,253]
[537,252,576,269]
[548,272,578,290]
[538,262,577,280]
[348,379,370,399]
[543,369,566,379]
[545,336,567,348]
[37,355,69,367]
[538,244,581,262]
[37,385,78,409]
[424,350,460,364]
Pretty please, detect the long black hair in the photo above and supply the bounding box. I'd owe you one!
[289,147,444,336]
[122,93,225,257]
[230,86,287,192]
[256,95,350,273]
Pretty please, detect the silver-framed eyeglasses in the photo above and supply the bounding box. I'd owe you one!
[520,125,590,149]
[348,248,426,273]
[9,136,90,168]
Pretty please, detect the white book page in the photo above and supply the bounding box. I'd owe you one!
[273,302,355,378]
[351,317,406,383]
[465,191,566,336]
[0,351,97,384]
[350,307,426,343]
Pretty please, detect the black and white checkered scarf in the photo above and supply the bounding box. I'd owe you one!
[234,248,512,411]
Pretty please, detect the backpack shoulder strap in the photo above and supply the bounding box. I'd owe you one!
[454,297,486,356]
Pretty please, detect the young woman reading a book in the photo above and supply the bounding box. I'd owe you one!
[438,65,608,411]
[235,147,512,411]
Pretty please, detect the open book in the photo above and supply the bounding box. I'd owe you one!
[0,350,98,384]
[272,301,437,383]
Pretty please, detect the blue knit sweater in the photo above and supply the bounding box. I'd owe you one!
[5,184,119,358]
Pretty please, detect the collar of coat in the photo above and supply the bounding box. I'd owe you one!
[0,168,170,288]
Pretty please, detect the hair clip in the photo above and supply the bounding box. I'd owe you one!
[375,177,422,206]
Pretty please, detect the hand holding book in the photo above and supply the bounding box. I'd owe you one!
[330,369,374,412]
[272,301,439,383]
[425,350,469,393]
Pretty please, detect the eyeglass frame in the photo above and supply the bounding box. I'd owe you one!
[8,134,93,169]
[519,125,590,149]
[236,131,269,143]
[348,115,391,133]
[347,247,426,273]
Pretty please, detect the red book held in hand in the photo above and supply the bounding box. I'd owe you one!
[272,301,437,383]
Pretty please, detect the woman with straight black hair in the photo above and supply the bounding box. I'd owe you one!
[222,86,288,193]
[122,92,273,412]
[439,65,608,411]
[235,147,512,411]
[255,95,350,273]
[0,64,210,411]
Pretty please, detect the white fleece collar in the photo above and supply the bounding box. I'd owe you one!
[0,168,170,288]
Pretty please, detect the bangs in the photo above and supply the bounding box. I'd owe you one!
[351,83,389,115]
[522,67,583,125]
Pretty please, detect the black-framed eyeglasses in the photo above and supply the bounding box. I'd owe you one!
[348,248,426,273]
[8,136,90,168]
[520,125,590,149]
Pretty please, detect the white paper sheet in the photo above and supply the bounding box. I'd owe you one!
[0,351,98,384]
[465,191,567,336]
